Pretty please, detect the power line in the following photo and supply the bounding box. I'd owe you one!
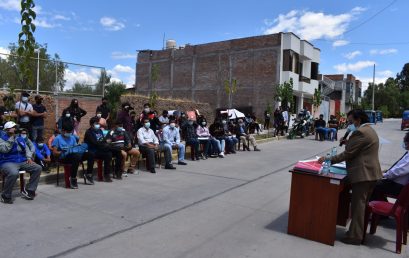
[343,0,398,35]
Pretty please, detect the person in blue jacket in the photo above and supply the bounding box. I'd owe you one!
[34,136,51,172]
[0,121,42,204]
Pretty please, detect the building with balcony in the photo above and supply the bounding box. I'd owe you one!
[134,32,320,118]
[319,74,362,115]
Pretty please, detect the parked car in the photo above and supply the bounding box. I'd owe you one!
[402,110,409,131]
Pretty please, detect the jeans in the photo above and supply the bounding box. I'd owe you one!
[225,136,238,152]
[198,139,211,156]
[31,126,44,141]
[0,162,42,199]
[60,153,83,178]
[215,138,226,153]
[186,139,200,158]
[163,143,185,162]
[328,128,337,141]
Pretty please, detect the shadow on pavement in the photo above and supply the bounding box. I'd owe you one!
[265,211,288,233]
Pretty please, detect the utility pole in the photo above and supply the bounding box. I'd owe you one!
[372,64,375,110]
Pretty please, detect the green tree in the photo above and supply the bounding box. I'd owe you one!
[275,78,294,112]
[17,0,37,87]
[0,43,66,92]
[105,81,126,121]
[397,63,409,92]
[94,69,110,95]
[68,82,93,95]
[224,79,237,108]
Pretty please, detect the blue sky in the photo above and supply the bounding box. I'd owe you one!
[0,0,408,91]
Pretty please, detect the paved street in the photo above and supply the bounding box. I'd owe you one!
[1,120,406,258]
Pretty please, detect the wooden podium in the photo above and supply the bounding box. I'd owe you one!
[287,170,350,246]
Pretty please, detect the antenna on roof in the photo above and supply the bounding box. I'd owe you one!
[162,32,166,50]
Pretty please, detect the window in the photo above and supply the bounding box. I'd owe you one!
[283,49,299,74]
[311,62,319,80]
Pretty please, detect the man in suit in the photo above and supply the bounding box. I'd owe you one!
[319,109,382,245]
[371,132,409,201]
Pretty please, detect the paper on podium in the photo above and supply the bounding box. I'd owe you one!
[294,159,322,173]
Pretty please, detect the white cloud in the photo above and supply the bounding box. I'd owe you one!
[53,14,70,21]
[332,40,349,47]
[111,51,137,60]
[370,48,398,55]
[0,46,10,55]
[344,50,362,60]
[0,0,20,11]
[377,70,394,77]
[112,64,134,74]
[358,76,389,92]
[64,69,99,89]
[100,16,125,31]
[334,60,376,73]
[263,7,365,41]
[34,18,60,28]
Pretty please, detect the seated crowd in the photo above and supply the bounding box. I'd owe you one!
[0,95,262,204]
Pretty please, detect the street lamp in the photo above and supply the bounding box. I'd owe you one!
[34,49,40,94]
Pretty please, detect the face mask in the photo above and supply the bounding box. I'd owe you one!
[144,122,151,128]
[239,123,244,126]
[38,143,44,148]
[20,134,27,139]
[347,124,357,132]
[222,120,227,125]
[64,133,72,138]
[66,113,71,118]
[188,121,194,125]
[22,97,28,102]
[170,123,176,128]
[97,114,102,118]
[144,108,150,113]
[202,122,206,126]
[117,127,124,131]
[94,124,101,130]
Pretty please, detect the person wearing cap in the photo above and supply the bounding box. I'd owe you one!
[96,97,111,120]
[34,136,51,172]
[0,121,42,204]
[15,91,33,133]
[236,119,260,151]
[51,122,86,189]
[31,95,47,141]
[162,119,186,168]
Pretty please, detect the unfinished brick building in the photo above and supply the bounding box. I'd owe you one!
[134,32,320,119]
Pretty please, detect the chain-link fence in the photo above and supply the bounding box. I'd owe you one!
[0,52,106,96]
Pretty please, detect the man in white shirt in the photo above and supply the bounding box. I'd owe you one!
[137,118,159,173]
[15,92,33,131]
[371,132,409,200]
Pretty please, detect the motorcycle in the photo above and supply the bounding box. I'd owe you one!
[287,117,308,139]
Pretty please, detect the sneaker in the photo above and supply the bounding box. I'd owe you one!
[85,174,94,185]
[231,150,237,154]
[1,194,13,204]
[123,171,128,177]
[104,175,113,182]
[150,169,156,174]
[254,147,261,151]
[70,178,78,189]
[178,161,187,165]
[21,188,34,200]
[218,153,225,158]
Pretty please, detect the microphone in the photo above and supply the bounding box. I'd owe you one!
[339,129,351,146]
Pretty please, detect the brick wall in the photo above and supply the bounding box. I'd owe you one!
[135,34,282,120]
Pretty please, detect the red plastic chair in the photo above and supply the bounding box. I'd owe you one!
[364,183,409,254]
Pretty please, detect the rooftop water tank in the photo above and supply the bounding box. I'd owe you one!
[166,39,177,49]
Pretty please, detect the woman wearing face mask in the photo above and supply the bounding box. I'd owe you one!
[318,109,382,245]
[370,132,409,202]
[63,99,87,135]
[57,110,75,132]
[196,118,219,158]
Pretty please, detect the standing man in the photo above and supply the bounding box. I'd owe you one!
[31,95,47,141]
[15,91,33,132]
[319,109,382,245]
[96,97,110,120]
[0,121,42,204]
